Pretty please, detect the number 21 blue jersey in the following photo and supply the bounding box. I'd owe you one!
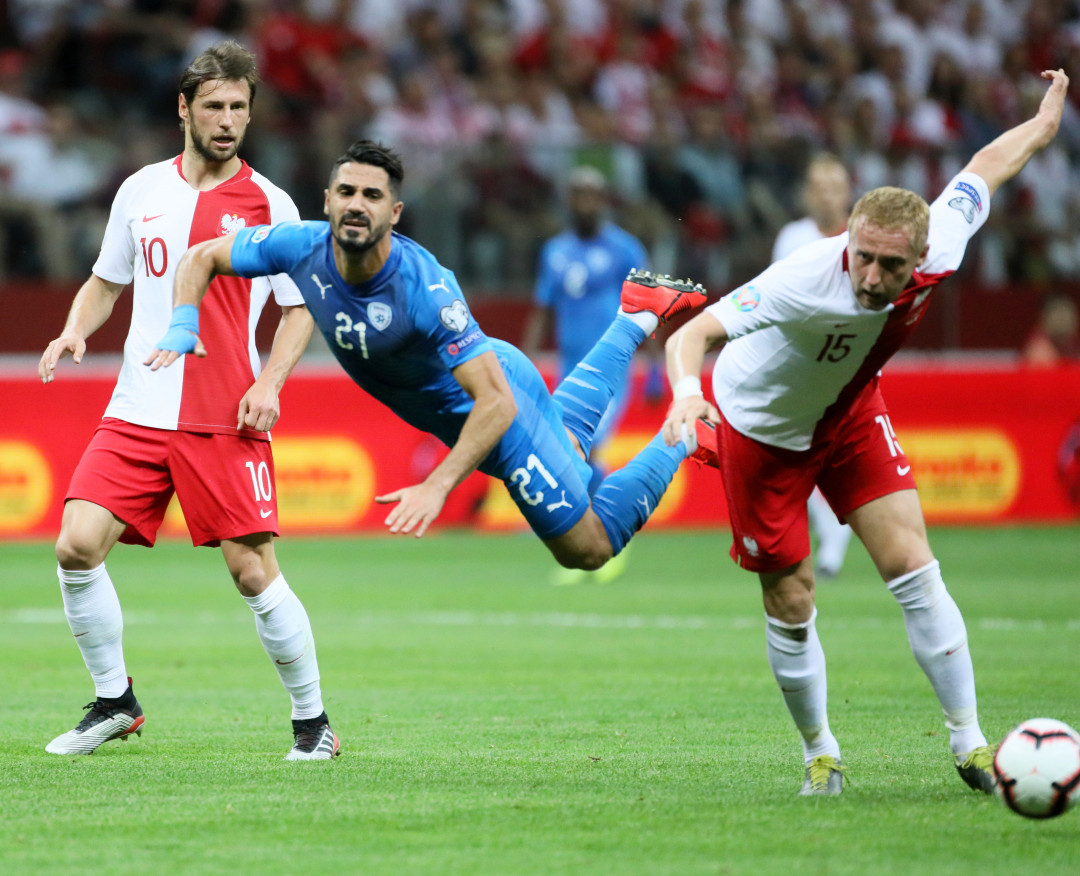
[231,222,493,449]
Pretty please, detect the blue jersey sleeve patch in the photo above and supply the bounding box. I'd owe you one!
[231,221,310,278]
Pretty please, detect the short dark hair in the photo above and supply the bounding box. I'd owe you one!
[178,40,258,111]
[330,140,405,198]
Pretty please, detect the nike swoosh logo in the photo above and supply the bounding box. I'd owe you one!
[142,213,165,222]
[897,465,911,476]
[275,655,302,665]
[945,645,965,656]
[74,631,89,637]
[260,508,273,518]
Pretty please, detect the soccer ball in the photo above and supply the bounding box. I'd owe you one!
[993,718,1080,819]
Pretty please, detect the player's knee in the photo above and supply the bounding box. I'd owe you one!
[54,530,106,570]
[760,562,816,624]
[233,566,271,597]
[551,541,613,571]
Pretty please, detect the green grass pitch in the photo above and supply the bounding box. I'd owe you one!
[1,527,1077,875]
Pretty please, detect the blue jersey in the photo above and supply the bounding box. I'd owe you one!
[232,223,493,450]
[534,223,648,369]
[230,223,593,535]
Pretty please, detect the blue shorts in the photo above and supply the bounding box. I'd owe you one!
[481,342,592,540]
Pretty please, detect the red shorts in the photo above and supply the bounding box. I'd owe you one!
[66,418,280,547]
[717,386,916,572]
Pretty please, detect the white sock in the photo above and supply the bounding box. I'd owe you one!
[887,559,987,754]
[808,489,852,574]
[244,574,324,720]
[617,307,659,336]
[765,609,840,762]
[58,563,128,699]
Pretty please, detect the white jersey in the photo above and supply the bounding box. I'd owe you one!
[708,172,990,451]
[771,216,833,263]
[93,157,302,436]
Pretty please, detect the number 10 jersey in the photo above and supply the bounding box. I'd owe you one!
[92,156,302,437]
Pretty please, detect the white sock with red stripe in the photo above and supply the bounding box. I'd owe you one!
[57,563,129,699]
[765,609,840,762]
[244,574,324,720]
[887,559,986,754]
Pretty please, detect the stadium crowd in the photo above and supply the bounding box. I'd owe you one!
[3,0,1080,299]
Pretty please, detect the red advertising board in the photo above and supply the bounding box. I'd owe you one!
[1,360,1078,540]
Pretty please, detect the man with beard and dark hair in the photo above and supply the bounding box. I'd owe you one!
[38,41,340,761]
[147,140,708,576]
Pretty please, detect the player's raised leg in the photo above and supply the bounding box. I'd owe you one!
[47,499,145,755]
[555,271,706,459]
[222,535,340,761]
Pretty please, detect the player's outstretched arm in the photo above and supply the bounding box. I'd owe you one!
[662,310,727,447]
[144,235,239,370]
[963,69,1069,198]
[237,303,315,431]
[375,351,517,538]
[38,274,126,384]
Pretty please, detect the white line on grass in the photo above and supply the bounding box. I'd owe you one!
[3,609,1078,631]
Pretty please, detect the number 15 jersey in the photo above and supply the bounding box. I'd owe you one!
[92,156,302,437]
[707,172,991,451]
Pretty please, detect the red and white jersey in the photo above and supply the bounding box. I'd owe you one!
[93,156,302,437]
[708,172,990,451]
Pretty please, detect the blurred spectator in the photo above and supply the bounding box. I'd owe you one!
[678,103,749,285]
[0,99,115,278]
[1022,294,1080,366]
[1,0,1080,309]
[771,152,850,262]
[463,132,558,286]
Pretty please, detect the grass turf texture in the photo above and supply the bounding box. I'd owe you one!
[1,527,1077,875]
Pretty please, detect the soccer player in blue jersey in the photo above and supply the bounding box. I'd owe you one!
[523,166,650,449]
[523,165,652,583]
[147,141,709,572]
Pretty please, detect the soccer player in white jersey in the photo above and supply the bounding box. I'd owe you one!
[37,42,339,761]
[663,69,1069,795]
[771,153,855,580]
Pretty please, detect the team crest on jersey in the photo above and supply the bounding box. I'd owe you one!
[219,211,248,236]
[947,181,982,224]
[742,536,760,557]
[367,301,392,331]
[729,285,761,312]
[439,299,470,332]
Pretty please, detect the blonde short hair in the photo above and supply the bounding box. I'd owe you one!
[849,187,930,255]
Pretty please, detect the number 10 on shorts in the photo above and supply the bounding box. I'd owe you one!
[245,460,273,502]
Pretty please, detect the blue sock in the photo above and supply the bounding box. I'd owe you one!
[554,316,645,459]
[591,432,687,555]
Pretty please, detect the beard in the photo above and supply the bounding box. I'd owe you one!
[189,120,244,164]
[334,215,390,254]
